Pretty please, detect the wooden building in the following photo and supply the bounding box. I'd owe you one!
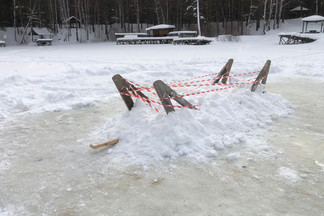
[29,28,53,40]
[146,24,175,37]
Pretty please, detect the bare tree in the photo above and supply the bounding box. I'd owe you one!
[263,0,268,34]
[154,0,165,24]
[273,0,278,29]
[13,0,17,41]
[267,0,273,31]
[134,0,140,32]
[197,0,201,36]
[277,0,284,28]
[20,0,38,44]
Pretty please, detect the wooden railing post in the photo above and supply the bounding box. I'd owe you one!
[213,59,234,84]
[112,74,149,111]
[153,80,194,114]
[251,60,271,92]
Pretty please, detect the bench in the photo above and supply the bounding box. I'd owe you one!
[308,30,320,34]
[278,33,316,45]
[36,39,53,46]
[173,37,213,45]
[0,40,6,47]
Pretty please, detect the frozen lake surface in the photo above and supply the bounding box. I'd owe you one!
[1,34,324,215]
[0,78,323,215]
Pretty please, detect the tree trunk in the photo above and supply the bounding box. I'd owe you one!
[263,0,268,34]
[20,0,38,44]
[74,0,79,41]
[134,0,140,32]
[267,0,273,31]
[273,0,278,30]
[13,0,17,42]
[197,0,201,36]
[154,0,165,24]
[277,0,283,28]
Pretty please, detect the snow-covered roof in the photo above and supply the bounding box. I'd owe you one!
[32,28,53,35]
[290,6,309,12]
[302,15,324,22]
[146,24,175,31]
[168,31,197,34]
[63,16,81,23]
[117,36,175,41]
[173,36,214,42]
[115,33,147,36]
[36,38,53,41]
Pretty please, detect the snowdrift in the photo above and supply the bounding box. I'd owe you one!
[92,86,291,164]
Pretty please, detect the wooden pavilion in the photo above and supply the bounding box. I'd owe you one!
[289,6,310,18]
[301,15,324,33]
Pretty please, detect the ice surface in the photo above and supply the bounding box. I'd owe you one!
[278,167,300,182]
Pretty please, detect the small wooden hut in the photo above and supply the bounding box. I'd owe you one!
[146,24,175,37]
[29,28,53,40]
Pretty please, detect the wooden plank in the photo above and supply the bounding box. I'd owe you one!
[153,80,194,114]
[153,80,175,114]
[90,139,119,149]
[112,74,150,111]
[251,60,271,92]
[221,59,234,84]
[112,74,134,111]
[213,59,234,84]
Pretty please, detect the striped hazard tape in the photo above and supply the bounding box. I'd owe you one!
[120,72,266,113]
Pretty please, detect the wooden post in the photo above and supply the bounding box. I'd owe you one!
[112,74,150,111]
[112,74,134,110]
[213,59,234,84]
[153,80,194,114]
[251,60,271,92]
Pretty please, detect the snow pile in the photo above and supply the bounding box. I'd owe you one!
[93,87,291,164]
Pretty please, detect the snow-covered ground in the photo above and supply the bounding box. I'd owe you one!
[0,18,323,215]
[1,28,324,162]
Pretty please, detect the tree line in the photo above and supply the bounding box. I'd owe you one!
[0,0,322,35]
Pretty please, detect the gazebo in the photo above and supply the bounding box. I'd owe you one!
[301,15,324,33]
[289,6,310,18]
[63,16,81,28]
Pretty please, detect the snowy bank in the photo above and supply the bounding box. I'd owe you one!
[90,86,291,164]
